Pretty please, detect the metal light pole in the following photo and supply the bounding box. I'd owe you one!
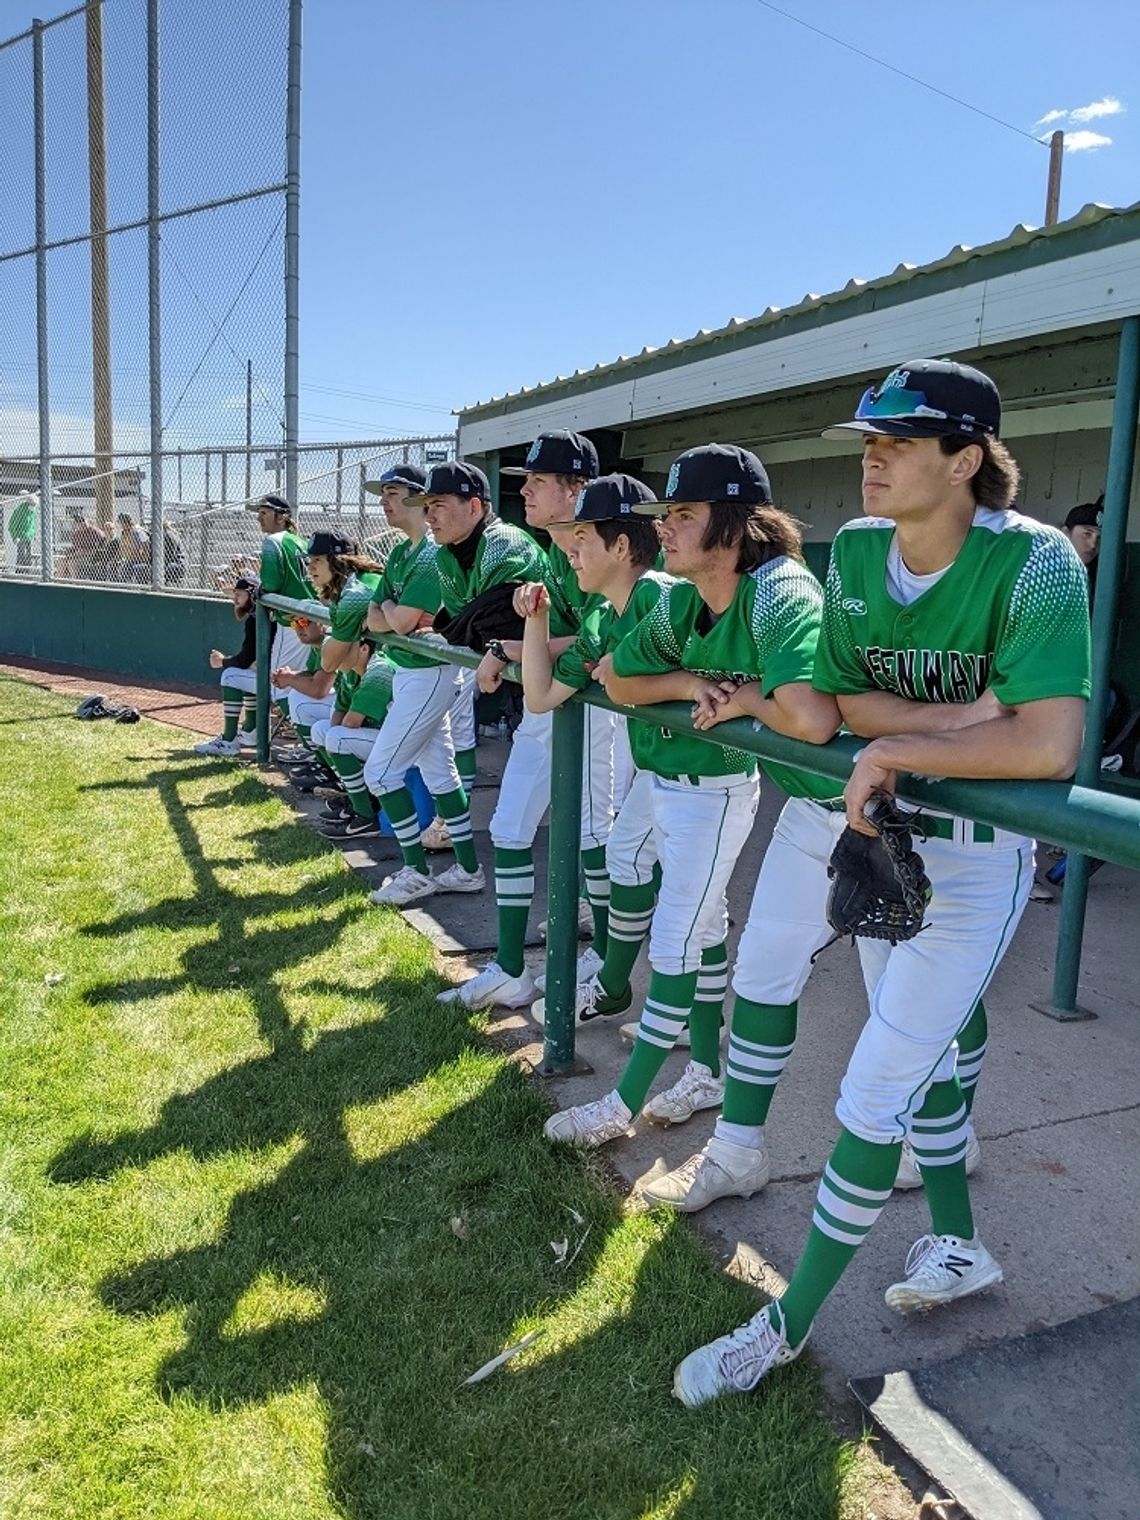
[32,17,53,579]
[283,0,301,508]
[146,0,164,589]
[86,0,114,531]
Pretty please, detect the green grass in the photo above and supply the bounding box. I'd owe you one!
[0,677,878,1519]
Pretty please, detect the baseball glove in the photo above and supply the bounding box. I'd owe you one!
[826,792,932,945]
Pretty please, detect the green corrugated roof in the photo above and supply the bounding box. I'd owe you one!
[459,200,1140,421]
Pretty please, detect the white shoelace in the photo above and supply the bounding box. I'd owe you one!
[718,1310,786,1392]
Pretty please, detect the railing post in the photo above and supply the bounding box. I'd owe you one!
[543,701,588,1074]
[255,600,272,765]
[1047,314,1140,1019]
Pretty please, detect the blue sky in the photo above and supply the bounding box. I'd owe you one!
[2,0,1138,449]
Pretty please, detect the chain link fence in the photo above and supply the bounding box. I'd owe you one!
[0,0,300,593]
[1,436,457,590]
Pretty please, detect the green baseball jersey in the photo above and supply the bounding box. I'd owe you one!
[612,556,826,785]
[813,511,1092,708]
[435,518,547,618]
[348,652,396,726]
[370,534,445,670]
[304,644,324,676]
[260,530,312,625]
[327,572,381,644]
[553,571,676,691]
[334,667,359,712]
[545,539,600,637]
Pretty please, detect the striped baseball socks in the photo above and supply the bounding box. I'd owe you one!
[776,1128,901,1346]
[910,1077,974,1240]
[381,787,429,873]
[456,748,477,787]
[220,686,243,741]
[329,753,374,819]
[435,787,478,872]
[494,847,534,977]
[597,880,656,1001]
[955,1000,987,1116]
[689,942,728,1076]
[580,846,610,958]
[717,998,798,1144]
[617,969,699,1113]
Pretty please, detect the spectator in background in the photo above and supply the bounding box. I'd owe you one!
[1062,497,1102,597]
[118,513,150,583]
[9,495,38,573]
[61,507,108,579]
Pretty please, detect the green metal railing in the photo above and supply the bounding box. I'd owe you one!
[256,592,1140,1066]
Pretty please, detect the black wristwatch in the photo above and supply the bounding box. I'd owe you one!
[486,639,508,663]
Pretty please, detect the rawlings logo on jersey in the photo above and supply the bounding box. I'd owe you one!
[842,597,867,615]
[859,645,994,703]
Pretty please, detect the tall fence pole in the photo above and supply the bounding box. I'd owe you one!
[283,0,302,509]
[32,17,53,580]
[245,360,253,502]
[1049,314,1140,1017]
[543,703,587,1074]
[146,0,164,590]
[85,0,114,532]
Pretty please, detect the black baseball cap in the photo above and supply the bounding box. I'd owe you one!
[363,463,428,497]
[422,461,492,502]
[306,529,355,558]
[823,358,1002,442]
[246,492,291,515]
[501,430,600,479]
[550,472,658,526]
[233,573,261,596]
[1064,497,1103,531]
[633,443,772,515]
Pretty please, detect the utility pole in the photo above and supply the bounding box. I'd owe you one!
[1044,129,1064,227]
[86,0,114,530]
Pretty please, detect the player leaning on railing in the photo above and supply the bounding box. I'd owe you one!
[541,445,841,1148]
[671,359,1091,1408]
[437,432,617,1011]
[516,473,673,1033]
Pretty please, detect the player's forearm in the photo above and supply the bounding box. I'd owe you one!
[740,682,842,745]
[605,669,700,707]
[320,639,355,673]
[860,702,1085,782]
[838,690,984,738]
[291,669,336,698]
[382,602,424,637]
[521,612,562,712]
[365,602,390,633]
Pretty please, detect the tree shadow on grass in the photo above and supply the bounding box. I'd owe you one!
[54,978,844,1520]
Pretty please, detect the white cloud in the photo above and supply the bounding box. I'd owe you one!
[0,406,151,458]
[1034,108,1068,127]
[1062,129,1113,152]
[1070,95,1124,123]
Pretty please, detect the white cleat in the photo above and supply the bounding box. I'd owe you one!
[436,961,537,1010]
[673,1304,805,1408]
[369,866,437,906]
[884,1234,1003,1315]
[193,734,242,757]
[237,729,259,749]
[432,862,485,895]
[535,946,604,993]
[532,973,633,1028]
[543,1090,633,1149]
[639,1135,770,1213]
[642,1061,725,1127]
[420,818,453,852]
[894,1126,982,1190]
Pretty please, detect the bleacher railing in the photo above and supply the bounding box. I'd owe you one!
[256,594,1140,1071]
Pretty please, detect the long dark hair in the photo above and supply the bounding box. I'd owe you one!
[699,503,804,572]
[321,551,384,605]
[940,434,1021,510]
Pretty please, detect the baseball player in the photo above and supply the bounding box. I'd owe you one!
[437,433,618,1011]
[542,445,840,1146]
[309,636,396,839]
[671,359,1091,1408]
[368,460,539,904]
[193,574,269,756]
[519,474,676,1033]
[248,493,313,713]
